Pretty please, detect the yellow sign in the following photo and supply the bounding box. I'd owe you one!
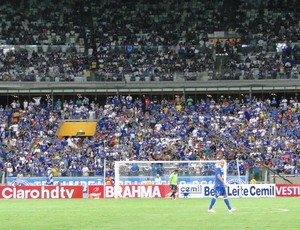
[58,121,97,137]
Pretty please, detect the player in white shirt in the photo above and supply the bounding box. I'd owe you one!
[154,174,162,184]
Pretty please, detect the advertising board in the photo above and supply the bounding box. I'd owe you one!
[0,186,83,199]
[88,185,171,198]
[275,184,300,197]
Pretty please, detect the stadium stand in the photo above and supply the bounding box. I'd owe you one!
[0,93,299,181]
[0,0,299,82]
[0,0,299,183]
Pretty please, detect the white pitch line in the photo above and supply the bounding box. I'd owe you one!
[238,207,289,213]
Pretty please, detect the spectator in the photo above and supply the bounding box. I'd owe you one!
[82,164,89,177]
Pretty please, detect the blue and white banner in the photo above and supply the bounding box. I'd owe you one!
[7,176,246,193]
[119,176,246,185]
[46,167,53,185]
[179,184,276,198]
[7,177,104,193]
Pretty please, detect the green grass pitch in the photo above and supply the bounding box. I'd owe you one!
[0,198,299,230]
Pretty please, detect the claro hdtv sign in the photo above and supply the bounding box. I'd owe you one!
[0,186,83,199]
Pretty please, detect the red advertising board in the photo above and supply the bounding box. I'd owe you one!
[88,185,172,198]
[276,184,300,197]
[0,186,83,199]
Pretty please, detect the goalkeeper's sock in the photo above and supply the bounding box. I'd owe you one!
[224,198,232,210]
[209,198,216,209]
[171,192,175,198]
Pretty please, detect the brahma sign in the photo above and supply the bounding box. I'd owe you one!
[88,185,172,198]
[0,186,83,199]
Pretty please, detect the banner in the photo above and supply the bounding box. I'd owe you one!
[6,176,246,193]
[88,184,275,199]
[178,184,276,198]
[276,184,300,197]
[179,184,204,198]
[6,177,105,193]
[0,186,83,199]
[88,185,171,198]
[117,176,246,185]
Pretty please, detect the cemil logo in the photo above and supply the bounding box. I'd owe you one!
[180,185,202,198]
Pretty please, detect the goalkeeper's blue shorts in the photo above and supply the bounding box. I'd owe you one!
[214,186,227,197]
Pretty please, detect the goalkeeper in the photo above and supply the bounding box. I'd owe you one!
[208,160,236,213]
[169,169,178,199]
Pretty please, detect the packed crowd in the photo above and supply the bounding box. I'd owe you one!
[0,0,300,180]
[0,0,299,81]
[0,93,299,180]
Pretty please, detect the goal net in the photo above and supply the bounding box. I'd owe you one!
[114,160,229,198]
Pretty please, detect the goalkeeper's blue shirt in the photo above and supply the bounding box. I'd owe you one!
[214,166,224,188]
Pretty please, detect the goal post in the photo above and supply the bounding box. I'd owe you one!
[114,160,228,198]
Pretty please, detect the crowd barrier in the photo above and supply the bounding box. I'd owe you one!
[1,176,299,199]
[0,184,299,199]
[6,176,247,193]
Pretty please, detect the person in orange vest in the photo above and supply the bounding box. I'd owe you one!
[105,175,114,185]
